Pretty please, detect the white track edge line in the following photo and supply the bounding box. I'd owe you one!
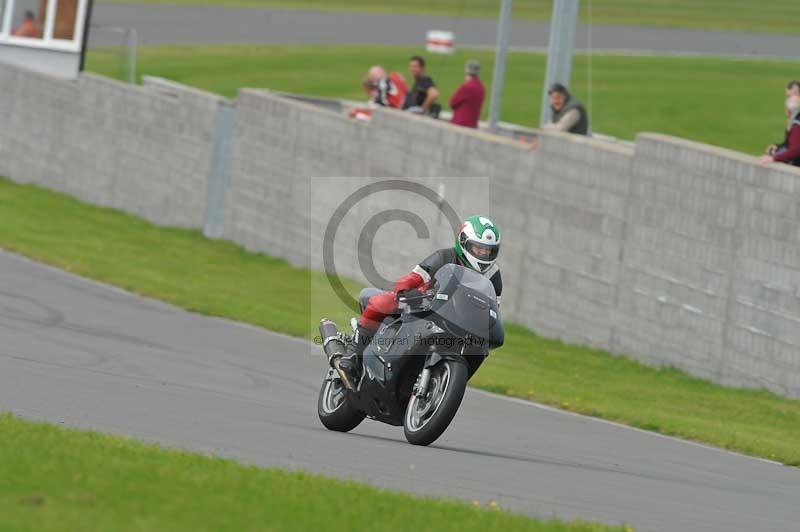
[470,388,788,467]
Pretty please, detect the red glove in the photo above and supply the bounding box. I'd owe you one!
[393,271,425,293]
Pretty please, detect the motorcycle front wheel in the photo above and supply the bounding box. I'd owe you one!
[403,360,469,446]
[317,373,365,432]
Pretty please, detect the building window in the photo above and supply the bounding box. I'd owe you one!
[54,0,77,40]
[0,0,88,48]
[10,0,46,39]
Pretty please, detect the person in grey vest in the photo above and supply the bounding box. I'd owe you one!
[542,83,589,135]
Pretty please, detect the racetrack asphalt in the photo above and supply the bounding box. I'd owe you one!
[1,249,798,532]
[89,4,800,59]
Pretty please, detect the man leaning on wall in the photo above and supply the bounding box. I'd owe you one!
[764,80,800,159]
[542,83,589,135]
[403,56,441,118]
[761,94,800,167]
[529,83,589,151]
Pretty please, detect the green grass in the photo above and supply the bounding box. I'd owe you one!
[0,414,621,532]
[86,44,800,155]
[2,178,800,466]
[95,0,800,34]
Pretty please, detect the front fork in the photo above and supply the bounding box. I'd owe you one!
[414,368,432,398]
[414,349,468,397]
[413,350,445,398]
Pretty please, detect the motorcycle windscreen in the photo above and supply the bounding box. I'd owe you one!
[428,264,499,346]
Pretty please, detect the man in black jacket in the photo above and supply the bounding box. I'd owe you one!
[403,56,441,118]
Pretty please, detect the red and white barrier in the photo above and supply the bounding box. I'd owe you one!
[426,30,454,54]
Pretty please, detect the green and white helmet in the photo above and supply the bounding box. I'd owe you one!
[455,215,501,274]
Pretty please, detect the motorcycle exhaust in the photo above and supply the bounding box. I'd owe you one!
[320,319,357,390]
[319,319,346,361]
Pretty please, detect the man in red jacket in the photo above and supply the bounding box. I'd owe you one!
[450,60,485,129]
[761,95,800,167]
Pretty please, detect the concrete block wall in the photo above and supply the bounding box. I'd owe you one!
[360,109,633,349]
[225,96,523,289]
[514,131,633,349]
[615,134,800,395]
[615,134,740,381]
[732,156,800,395]
[364,109,530,295]
[224,89,370,269]
[3,64,800,397]
[226,91,800,396]
[0,65,222,227]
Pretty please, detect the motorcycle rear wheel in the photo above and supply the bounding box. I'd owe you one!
[403,360,468,446]
[317,374,365,432]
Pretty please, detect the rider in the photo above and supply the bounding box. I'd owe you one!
[330,215,502,387]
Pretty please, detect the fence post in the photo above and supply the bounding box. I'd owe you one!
[126,28,138,84]
[203,101,236,239]
[488,0,513,133]
[539,0,579,126]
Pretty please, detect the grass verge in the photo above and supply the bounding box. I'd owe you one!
[95,0,800,34]
[0,414,621,532]
[1,178,799,465]
[86,44,800,155]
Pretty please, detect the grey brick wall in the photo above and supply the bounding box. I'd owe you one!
[511,131,633,349]
[0,65,222,228]
[223,89,370,268]
[3,65,800,397]
[615,134,800,395]
[226,91,800,397]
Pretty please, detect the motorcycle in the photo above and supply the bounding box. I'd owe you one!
[316,264,504,446]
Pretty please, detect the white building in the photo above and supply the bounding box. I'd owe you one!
[0,0,91,78]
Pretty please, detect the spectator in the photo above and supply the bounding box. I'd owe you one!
[366,65,407,109]
[403,55,441,118]
[542,83,589,135]
[12,10,40,38]
[786,80,800,99]
[361,76,376,100]
[765,80,800,155]
[760,95,800,166]
[450,59,485,129]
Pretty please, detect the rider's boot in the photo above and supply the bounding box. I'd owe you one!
[332,324,374,390]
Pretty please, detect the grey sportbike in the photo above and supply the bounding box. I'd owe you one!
[317,264,504,446]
